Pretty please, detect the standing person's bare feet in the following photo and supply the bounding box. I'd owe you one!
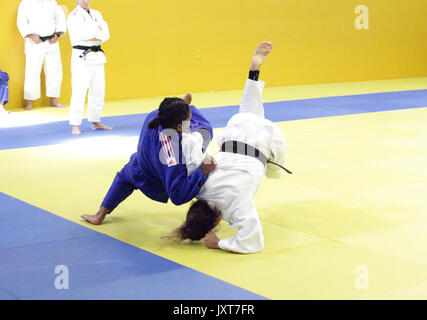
[24,100,33,110]
[81,207,110,225]
[71,125,82,135]
[250,41,273,71]
[50,98,65,108]
[183,92,192,105]
[92,122,113,131]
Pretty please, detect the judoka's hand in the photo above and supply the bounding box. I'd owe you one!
[27,34,42,44]
[204,231,220,250]
[201,154,217,175]
[49,34,58,44]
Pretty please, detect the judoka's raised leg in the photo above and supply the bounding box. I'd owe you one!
[239,42,273,118]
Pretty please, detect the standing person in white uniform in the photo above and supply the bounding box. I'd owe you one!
[172,42,290,254]
[17,0,66,110]
[67,0,112,135]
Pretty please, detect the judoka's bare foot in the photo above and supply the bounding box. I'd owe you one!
[250,41,273,71]
[24,100,33,110]
[71,125,82,135]
[81,207,110,225]
[50,98,65,108]
[92,122,113,130]
[183,92,192,105]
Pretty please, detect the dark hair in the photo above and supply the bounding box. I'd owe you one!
[148,97,190,130]
[170,200,220,241]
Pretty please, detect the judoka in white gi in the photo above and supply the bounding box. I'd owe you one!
[174,42,289,254]
[17,0,66,110]
[67,0,112,135]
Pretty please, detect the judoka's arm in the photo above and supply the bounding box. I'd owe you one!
[165,164,211,206]
[95,12,110,43]
[67,12,100,42]
[265,124,287,179]
[207,200,264,254]
[17,1,34,39]
[54,3,67,36]
[181,131,205,176]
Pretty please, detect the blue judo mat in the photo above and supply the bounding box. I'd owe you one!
[0,90,426,151]
[0,192,266,300]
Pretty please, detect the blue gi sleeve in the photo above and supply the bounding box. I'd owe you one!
[164,165,208,206]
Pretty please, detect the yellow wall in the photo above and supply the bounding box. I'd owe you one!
[1,0,426,108]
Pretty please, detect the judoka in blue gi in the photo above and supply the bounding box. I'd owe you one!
[81,93,217,225]
[0,70,10,115]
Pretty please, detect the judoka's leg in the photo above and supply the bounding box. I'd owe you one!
[81,169,137,225]
[265,122,287,179]
[23,43,45,110]
[43,43,65,108]
[183,92,192,105]
[238,42,273,118]
[239,79,265,118]
[87,64,113,131]
[69,62,91,134]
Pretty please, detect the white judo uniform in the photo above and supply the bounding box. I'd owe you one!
[67,5,110,126]
[187,79,287,254]
[17,0,66,101]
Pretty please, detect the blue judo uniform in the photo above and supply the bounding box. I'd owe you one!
[101,105,213,212]
[0,70,9,105]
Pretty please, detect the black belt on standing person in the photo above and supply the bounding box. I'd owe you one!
[220,140,293,174]
[39,33,58,42]
[72,45,104,58]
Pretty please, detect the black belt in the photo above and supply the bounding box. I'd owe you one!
[220,140,292,174]
[39,34,56,42]
[73,45,104,58]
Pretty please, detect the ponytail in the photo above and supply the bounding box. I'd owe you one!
[148,117,160,129]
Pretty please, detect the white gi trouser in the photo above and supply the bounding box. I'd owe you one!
[17,0,67,101]
[69,63,105,125]
[196,79,287,254]
[219,79,287,179]
[67,5,109,126]
[24,40,62,100]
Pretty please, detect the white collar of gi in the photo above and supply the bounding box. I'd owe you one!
[77,4,91,15]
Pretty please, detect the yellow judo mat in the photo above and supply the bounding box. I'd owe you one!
[1,78,427,299]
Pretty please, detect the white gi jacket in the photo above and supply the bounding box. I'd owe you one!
[189,79,287,254]
[17,0,66,39]
[67,5,110,64]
